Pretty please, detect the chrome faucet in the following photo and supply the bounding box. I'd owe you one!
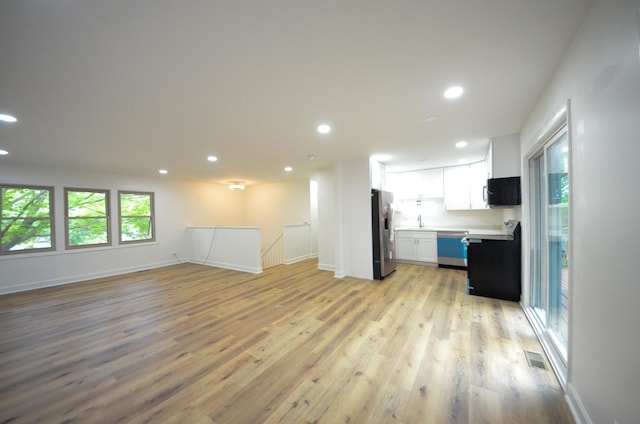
[417,214,423,228]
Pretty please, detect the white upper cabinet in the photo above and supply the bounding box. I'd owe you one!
[386,168,443,200]
[444,161,488,210]
[421,168,444,198]
[469,161,488,209]
[385,172,400,196]
[487,134,520,178]
[444,165,470,210]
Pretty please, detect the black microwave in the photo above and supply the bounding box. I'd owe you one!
[486,177,521,206]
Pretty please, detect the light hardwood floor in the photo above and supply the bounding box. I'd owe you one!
[0,260,574,423]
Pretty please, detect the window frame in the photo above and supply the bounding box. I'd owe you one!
[0,184,56,255]
[118,190,155,244]
[64,187,111,250]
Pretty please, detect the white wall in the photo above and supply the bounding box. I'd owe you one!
[243,179,311,253]
[395,198,507,230]
[183,226,261,273]
[0,163,244,293]
[520,1,640,423]
[283,224,312,264]
[317,167,336,272]
[335,158,373,280]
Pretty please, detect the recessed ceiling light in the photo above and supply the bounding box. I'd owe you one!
[456,141,468,148]
[0,114,17,123]
[444,86,464,99]
[207,155,218,162]
[0,149,8,156]
[284,166,293,172]
[307,154,315,160]
[159,169,168,174]
[317,124,331,134]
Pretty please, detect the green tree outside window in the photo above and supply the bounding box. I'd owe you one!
[119,191,155,243]
[66,189,110,248]
[1,185,55,253]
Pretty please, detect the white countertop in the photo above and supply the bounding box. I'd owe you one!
[395,226,513,240]
[395,226,501,233]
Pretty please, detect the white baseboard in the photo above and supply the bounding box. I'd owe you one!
[196,258,262,274]
[284,254,312,265]
[0,259,177,295]
[566,382,593,424]
[317,263,335,272]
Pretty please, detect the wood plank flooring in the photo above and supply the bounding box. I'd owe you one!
[0,260,574,423]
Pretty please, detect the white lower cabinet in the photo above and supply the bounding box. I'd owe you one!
[395,230,437,263]
[396,236,417,260]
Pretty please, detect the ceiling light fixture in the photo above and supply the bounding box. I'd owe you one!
[317,124,331,134]
[444,86,464,99]
[207,155,218,162]
[0,149,8,156]
[0,114,17,123]
[228,182,246,190]
[284,166,293,172]
[159,169,168,175]
[456,140,468,148]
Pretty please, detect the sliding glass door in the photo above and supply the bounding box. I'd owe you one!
[529,124,570,366]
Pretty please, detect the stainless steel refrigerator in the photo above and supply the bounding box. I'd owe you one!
[371,189,396,280]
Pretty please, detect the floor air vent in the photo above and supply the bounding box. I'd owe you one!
[524,350,548,370]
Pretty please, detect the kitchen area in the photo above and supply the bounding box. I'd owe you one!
[372,134,523,302]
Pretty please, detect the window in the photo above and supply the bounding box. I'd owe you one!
[118,191,155,243]
[1,184,55,254]
[65,188,110,249]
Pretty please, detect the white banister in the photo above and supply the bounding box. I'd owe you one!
[261,233,284,269]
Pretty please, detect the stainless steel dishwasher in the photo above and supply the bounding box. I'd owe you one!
[436,231,467,269]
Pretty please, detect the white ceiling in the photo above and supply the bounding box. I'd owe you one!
[0,0,592,186]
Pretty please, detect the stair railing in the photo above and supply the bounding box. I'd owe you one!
[261,233,284,269]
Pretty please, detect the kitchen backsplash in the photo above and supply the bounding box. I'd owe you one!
[394,198,519,229]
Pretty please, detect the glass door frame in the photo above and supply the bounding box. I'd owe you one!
[522,103,572,390]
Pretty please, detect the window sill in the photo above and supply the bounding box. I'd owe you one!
[0,241,160,261]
